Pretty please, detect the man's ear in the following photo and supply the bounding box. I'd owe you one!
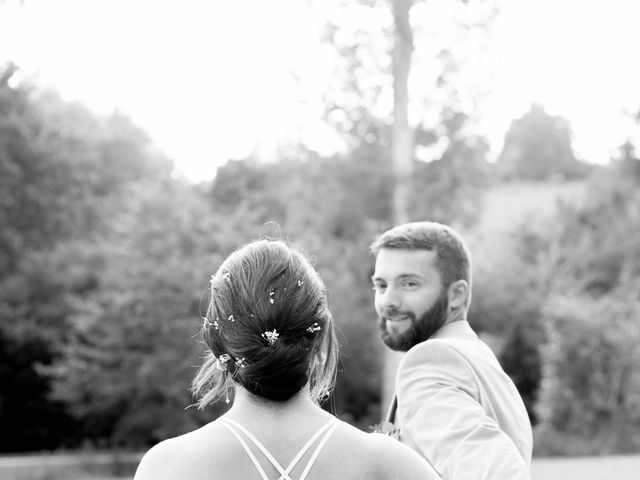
[447,280,469,309]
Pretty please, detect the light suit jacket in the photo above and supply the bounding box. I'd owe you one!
[387,320,533,480]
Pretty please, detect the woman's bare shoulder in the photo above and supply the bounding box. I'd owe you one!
[133,436,184,480]
[331,421,438,480]
[133,422,224,480]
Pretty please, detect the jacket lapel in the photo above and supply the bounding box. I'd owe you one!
[385,395,398,424]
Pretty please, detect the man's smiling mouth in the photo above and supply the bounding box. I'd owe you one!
[385,315,412,323]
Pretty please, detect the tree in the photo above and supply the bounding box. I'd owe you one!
[0,0,507,448]
[319,0,497,410]
[530,142,640,454]
[379,0,415,411]
[469,224,547,424]
[497,103,591,181]
[49,180,227,446]
[411,107,491,226]
[390,0,414,225]
[536,290,640,454]
[0,69,170,273]
[0,62,173,450]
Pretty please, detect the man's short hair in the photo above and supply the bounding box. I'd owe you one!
[370,221,471,289]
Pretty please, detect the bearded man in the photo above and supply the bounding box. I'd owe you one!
[371,221,533,480]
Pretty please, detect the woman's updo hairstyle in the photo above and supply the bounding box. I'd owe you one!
[192,239,338,407]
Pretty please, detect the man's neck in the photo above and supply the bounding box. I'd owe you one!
[443,306,467,327]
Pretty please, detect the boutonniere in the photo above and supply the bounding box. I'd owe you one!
[370,421,401,440]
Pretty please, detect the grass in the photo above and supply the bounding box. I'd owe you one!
[531,455,640,480]
[0,452,141,480]
[2,454,640,480]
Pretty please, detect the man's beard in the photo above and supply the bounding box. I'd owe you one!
[378,292,449,352]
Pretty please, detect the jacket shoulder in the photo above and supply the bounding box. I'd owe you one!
[398,338,479,397]
[401,337,470,367]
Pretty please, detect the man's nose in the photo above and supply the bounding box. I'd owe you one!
[379,286,401,312]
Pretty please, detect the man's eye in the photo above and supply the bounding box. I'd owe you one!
[403,281,418,288]
[372,284,386,292]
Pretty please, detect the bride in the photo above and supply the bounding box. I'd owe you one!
[134,239,438,480]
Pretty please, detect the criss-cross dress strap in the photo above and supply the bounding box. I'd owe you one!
[220,419,270,480]
[297,420,339,480]
[220,417,338,480]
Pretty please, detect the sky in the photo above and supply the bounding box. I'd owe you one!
[1,0,639,182]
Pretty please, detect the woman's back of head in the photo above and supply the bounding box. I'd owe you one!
[193,239,339,405]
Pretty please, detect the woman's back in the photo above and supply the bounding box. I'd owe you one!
[134,411,438,480]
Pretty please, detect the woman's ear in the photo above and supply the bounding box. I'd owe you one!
[447,280,469,309]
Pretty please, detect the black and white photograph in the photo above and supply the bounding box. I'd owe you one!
[1,1,639,479]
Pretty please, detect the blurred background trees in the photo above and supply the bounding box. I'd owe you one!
[497,103,593,181]
[0,68,175,450]
[1,0,639,458]
[532,142,640,454]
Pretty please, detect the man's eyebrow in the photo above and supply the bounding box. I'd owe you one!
[371,273,422,282]
[396,273,422,280]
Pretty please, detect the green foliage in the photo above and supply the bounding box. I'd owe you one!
[411,108,491,226]
[0,76,171,273]
[469,137,640,451]
[1,33,494,450]
[0,62,178,451]
[469,218,547,424]
[536,290,640,454]
[498,103,592,181]
[548,151,640,296]
[0,315,78,451]
[47,180,228,447]
[531,146,640,454]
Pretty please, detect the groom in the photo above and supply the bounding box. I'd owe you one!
[370,221,532,479]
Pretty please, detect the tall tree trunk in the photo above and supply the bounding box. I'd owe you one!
[383,0,415,416]
[391,0,414,225]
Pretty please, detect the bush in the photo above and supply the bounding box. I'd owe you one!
[535,290,640,455]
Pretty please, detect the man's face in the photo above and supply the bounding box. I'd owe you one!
[372,248,449,351]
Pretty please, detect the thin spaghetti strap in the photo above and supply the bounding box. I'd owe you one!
[224,418,336,480]
[222,418,337,480]
[223,418,290,479]
[298,421,339,480]
[275,419,337,479]
[220,419,270,480]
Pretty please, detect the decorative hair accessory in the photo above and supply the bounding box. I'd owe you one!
[202,316,219,330]
[227,315,235,322]
[222,272,231,282]
[216,354,231,370]
[306,322,321,333]
[269,290,275,304]
[235,357,247,368]
[297,280,304,287]
[262,329,279,346]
